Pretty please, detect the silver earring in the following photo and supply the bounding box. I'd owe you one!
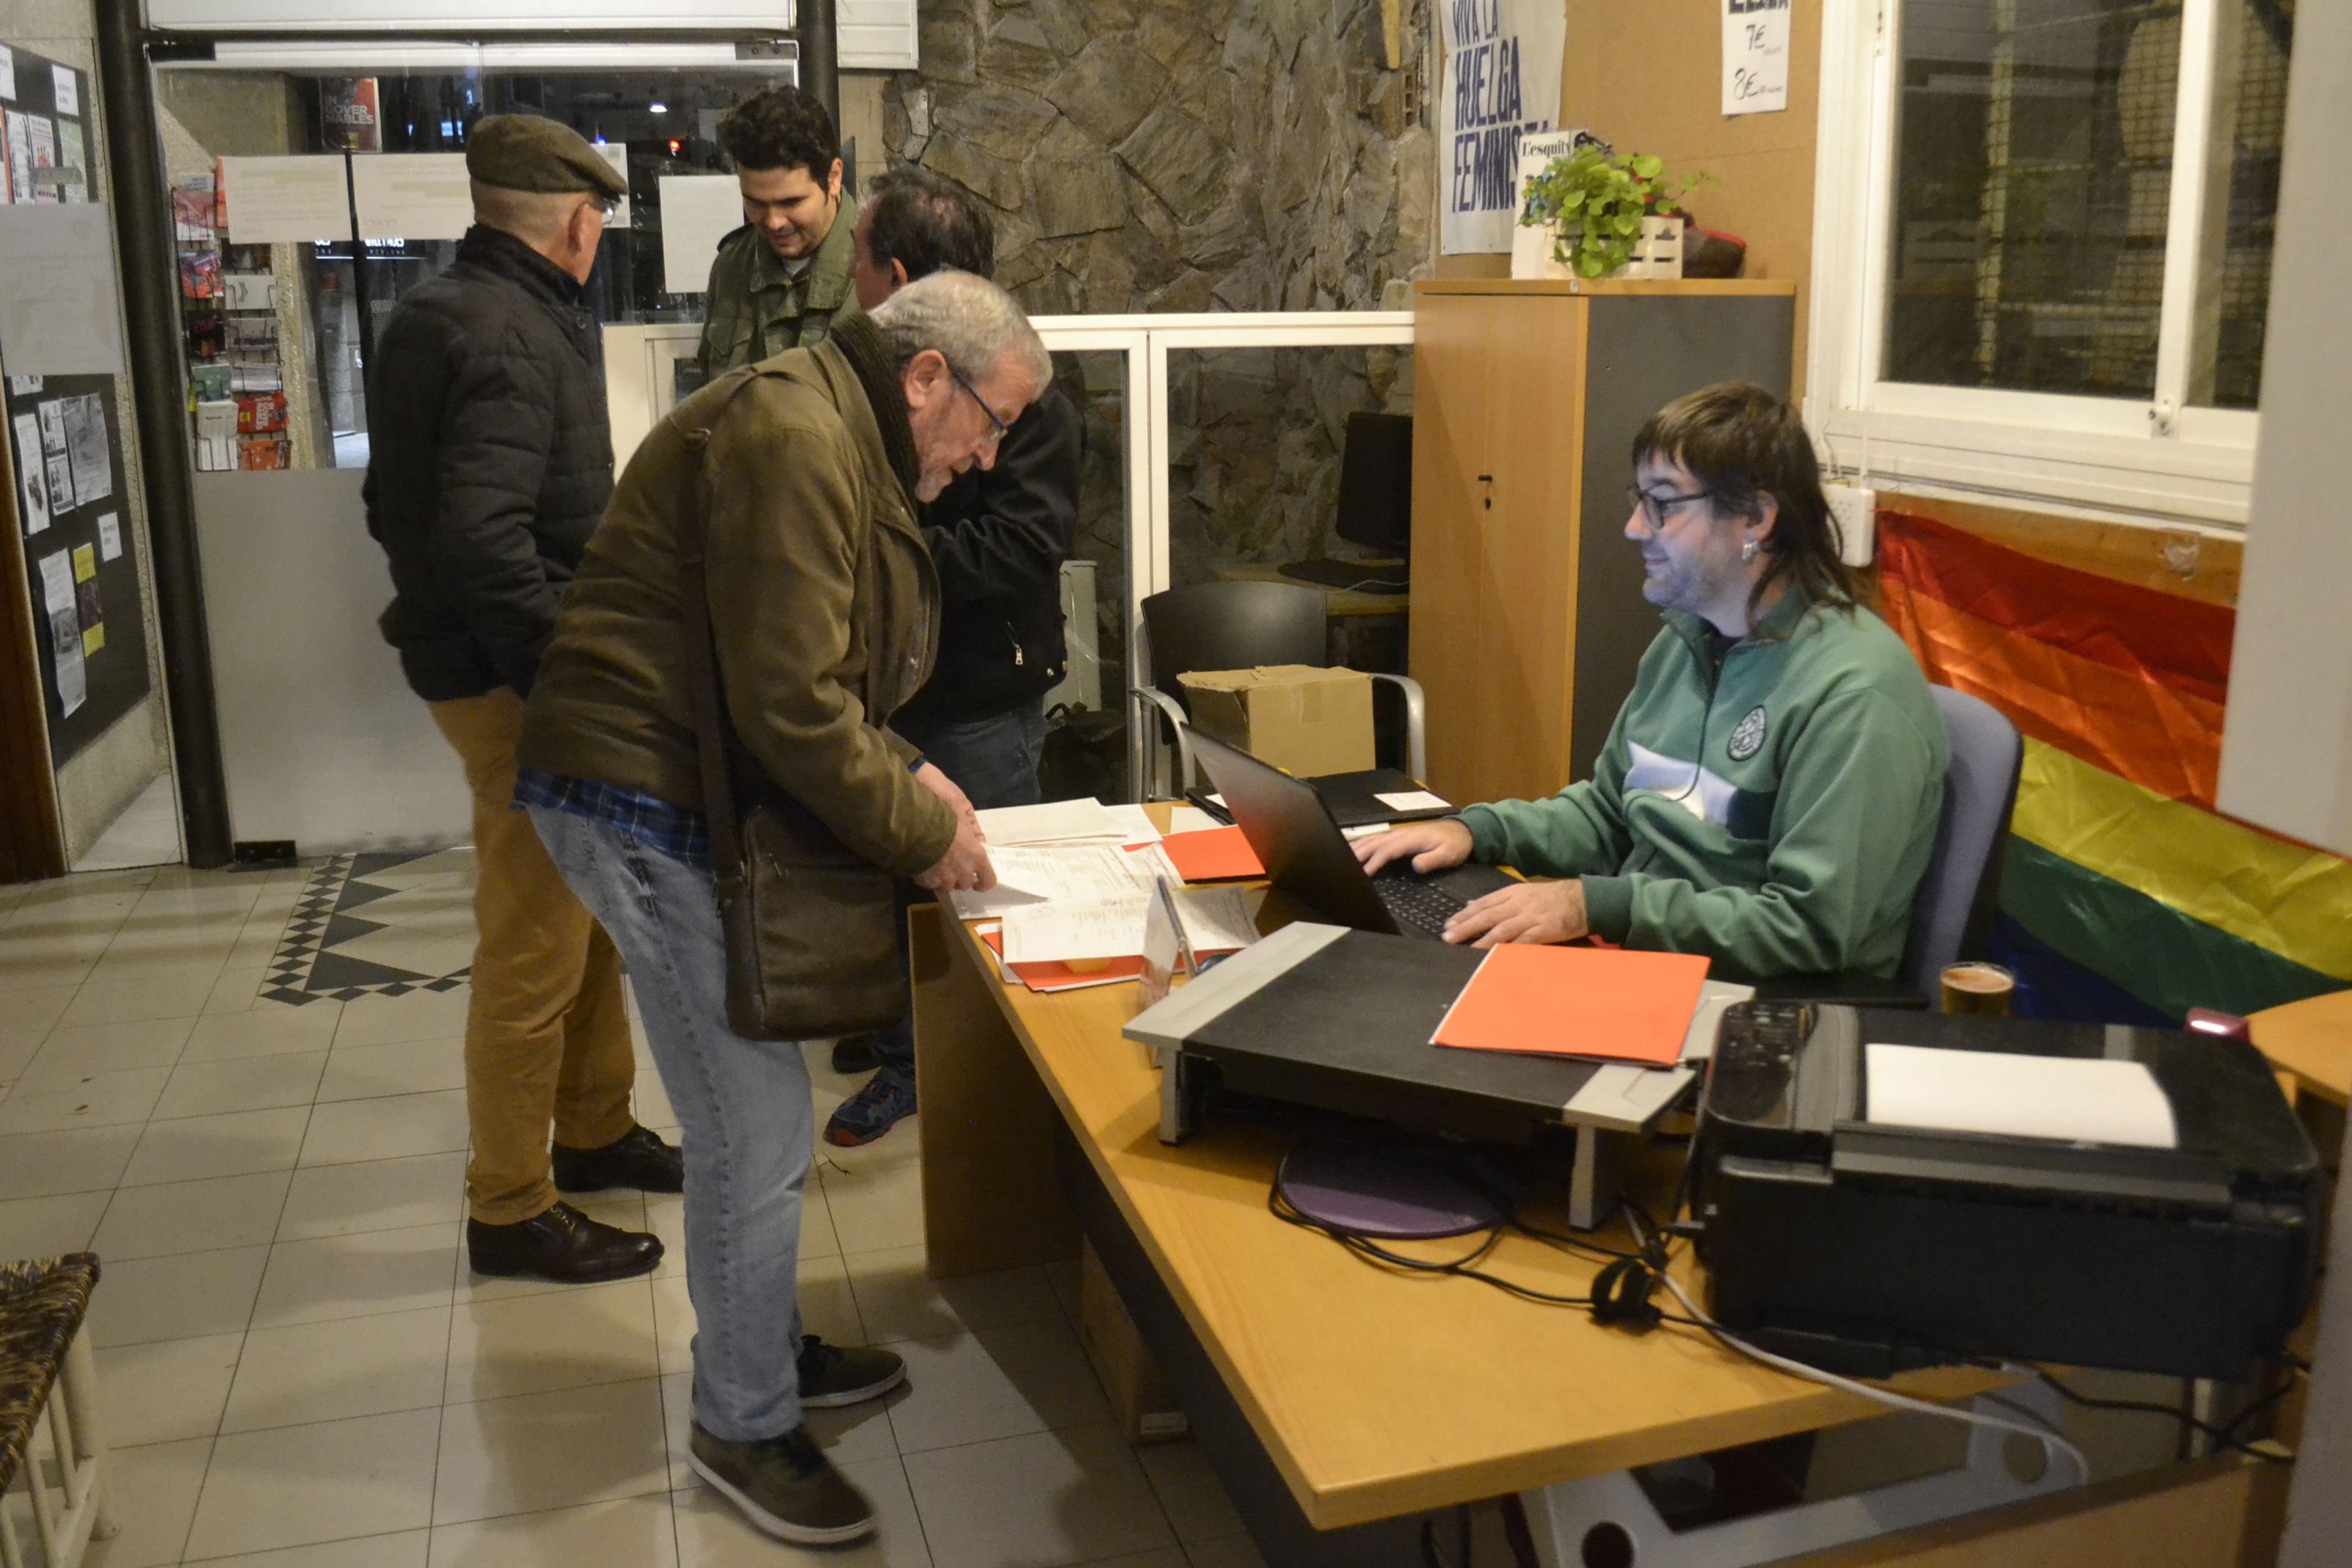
[1741,538,1760,563]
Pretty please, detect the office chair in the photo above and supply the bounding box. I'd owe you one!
[1130,579,1428,793]
[1898,685,2025,998]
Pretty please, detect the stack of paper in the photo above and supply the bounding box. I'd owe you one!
[1001,885,1258,965]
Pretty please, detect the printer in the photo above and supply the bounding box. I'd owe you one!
[1693,1003,2320,1381]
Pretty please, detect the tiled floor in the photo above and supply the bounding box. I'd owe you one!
[0,862,1268,1567]
[72,775,184,875]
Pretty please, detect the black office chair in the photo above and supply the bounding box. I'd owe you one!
[1131,579,1426,792]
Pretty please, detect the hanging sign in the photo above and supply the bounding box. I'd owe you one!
[1723,0,1791,116]
[1439,0,1566,255]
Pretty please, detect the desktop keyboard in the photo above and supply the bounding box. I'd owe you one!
[1371,864,1470,938]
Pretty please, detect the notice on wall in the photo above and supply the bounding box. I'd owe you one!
[0,45,16,102]
[219,155,352,243]
[12,411,48,532]
[350,152,471,242]
[0,203,126,372]
[658,175,747,294]
[1723,0,1791,116]
[1440,0,1567,255]
[97,511,120,561]
[37,549,82,716]
[50,64,76,119]
[62,393,109,505]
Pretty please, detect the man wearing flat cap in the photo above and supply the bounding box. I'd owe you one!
[365,112,679,1285]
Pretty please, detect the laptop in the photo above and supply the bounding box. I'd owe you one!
[1186,728,1513,940]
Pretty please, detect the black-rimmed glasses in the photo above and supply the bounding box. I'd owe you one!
[948,363,1010,447]
[1626,485,1715,529]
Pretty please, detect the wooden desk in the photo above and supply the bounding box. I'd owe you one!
[2250,988,2352,1108]
[910,833,1996,1538]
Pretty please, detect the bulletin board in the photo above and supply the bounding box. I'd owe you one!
[1,44,151,764]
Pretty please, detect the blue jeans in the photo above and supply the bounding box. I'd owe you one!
[527,805,813,1443]
[866,701,1048,1091]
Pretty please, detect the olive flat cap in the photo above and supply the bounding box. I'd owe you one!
[465,114,628,199]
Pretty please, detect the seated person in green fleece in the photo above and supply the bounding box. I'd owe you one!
[1356,382,1950,979]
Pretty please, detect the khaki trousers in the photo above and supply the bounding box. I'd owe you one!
[429,689,637,1224]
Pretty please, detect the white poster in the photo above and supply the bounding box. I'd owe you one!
[1507,128,1592,279]
[658,174,747,295]
[219,155,352,242]
[0,46,15,102]
[1723,0,1791,116]
[97,512,121,561]
[63,393,109,506]
[1440,0,1567,255]
[37,549,82,715]
[0,203,127,372]
[597,142,631,228]
[12,412,48,533]
[350,152,472,241]
[51,64,77,119]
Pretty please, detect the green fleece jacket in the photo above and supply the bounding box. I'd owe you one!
[1459,593,1948,980]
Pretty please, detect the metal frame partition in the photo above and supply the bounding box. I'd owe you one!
[1025,311,1416,799]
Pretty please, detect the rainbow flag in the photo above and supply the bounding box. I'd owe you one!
[1875,509,2352,1023]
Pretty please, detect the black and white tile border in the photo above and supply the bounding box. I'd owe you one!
[262,852,471,1006]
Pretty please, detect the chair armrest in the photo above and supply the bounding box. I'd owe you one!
[1367,672,1427,783]
[1130,685,1197,795]
[1751,972,1933,1010]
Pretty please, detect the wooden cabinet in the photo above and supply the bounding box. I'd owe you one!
[1408,280,1798,807]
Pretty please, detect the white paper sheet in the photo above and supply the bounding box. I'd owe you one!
[945,843,1160,918]
[50,65,76,119]
[658,174,746,294]
[96,512,120,561]
[0,204,124,372]
[62,393,108,504]
[1864,1042,2178,1150]
[37,549,81,714]
[1376,789,1451,812]
[1121,842,1183,886]
[1104,802,1160,845]
[0,46,16,102]
[973,797,1128,847]
[351,152,472,241]
[1001,884,1260,965]
[221,155,352,242]
[1164,805,1219,836]
[11,413,47,532]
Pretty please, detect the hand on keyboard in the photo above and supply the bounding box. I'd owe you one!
[1441,878,1589,948]
[1354,819,1474,876]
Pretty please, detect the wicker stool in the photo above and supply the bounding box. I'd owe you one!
[0,1255,112,1568]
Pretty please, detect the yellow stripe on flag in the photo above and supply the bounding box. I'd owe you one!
[2011,738,2352,983]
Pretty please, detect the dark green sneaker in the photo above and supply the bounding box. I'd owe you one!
[796,1335,906,1408]
[688,1423,874,1545]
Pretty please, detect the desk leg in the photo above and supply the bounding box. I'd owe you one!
[912,904,1081,1278]
[1521,1384,2078,1568]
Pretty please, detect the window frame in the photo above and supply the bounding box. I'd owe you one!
[1807,0,2262,526]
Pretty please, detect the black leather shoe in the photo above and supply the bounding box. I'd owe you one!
[467,1200,663,1283]
[830,1034,879,1074]
[551,1124,684,1194]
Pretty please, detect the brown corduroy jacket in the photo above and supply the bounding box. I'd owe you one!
[517,316,956,879]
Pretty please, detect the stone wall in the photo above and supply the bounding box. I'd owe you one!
[883,0,1435,692]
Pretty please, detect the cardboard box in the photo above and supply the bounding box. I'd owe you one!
[1177,664,1374,779]
[1077,1240,1189,1444]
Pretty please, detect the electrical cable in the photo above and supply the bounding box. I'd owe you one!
[2020,1365,2301,1466]
[1621,1208,2095,1486]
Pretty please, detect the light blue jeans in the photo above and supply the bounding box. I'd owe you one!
[528,805,812,1442]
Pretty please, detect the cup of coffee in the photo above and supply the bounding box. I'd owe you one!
[1940,962,2014,1016]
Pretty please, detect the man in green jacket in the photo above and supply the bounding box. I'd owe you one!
[1358,382,1949,980]
[517,272,1048,1547]
[694,87,858,380]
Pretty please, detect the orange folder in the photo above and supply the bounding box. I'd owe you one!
[979,927,1145,992]
[1156,824,1266,882]
[1431,945,1711,1067]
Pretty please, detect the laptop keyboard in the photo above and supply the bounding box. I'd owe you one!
[1371,865,1470,938]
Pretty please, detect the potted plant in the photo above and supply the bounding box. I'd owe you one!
[1519,146,1713,280]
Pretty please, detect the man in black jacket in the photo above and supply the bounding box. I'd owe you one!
[364,115,678,1282]
[824,167,1084,1146]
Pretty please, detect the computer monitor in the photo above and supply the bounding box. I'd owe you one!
[1333,411,1413,558]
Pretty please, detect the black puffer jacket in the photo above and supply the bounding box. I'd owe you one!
[364,225,613,701]
[893,382,1083,726]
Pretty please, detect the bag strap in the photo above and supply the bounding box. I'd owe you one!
[675,369,768,882]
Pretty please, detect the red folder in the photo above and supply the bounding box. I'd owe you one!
[1431,945,1710,1066]
[1156,825,1265,882]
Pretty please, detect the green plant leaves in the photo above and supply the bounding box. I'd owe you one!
[1517,146,1711,277]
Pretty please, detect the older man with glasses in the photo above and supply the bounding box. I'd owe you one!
[1357,382,1950,981]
